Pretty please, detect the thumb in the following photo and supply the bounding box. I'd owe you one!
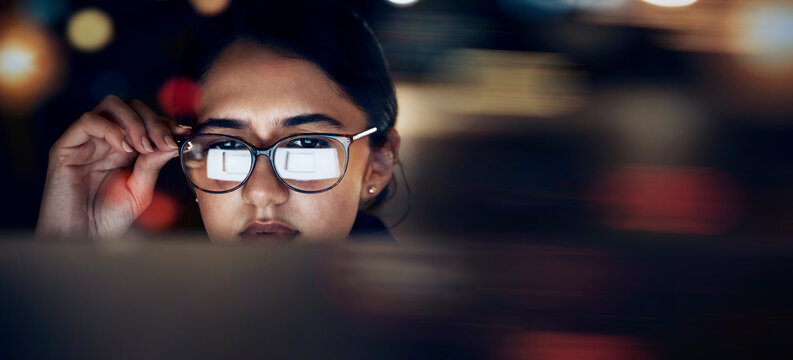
[126,150,178,212]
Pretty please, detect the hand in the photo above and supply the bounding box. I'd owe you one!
[35,95,191,240]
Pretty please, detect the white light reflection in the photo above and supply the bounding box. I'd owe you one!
[387,0,420,7]
[0,43,35,85]
[734,4,793,56]
[641,0,697,7]
[730,2,793,75]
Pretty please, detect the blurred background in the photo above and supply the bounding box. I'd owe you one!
[3,1,793,358]
[3,0,793,242]
[1,0,793,241]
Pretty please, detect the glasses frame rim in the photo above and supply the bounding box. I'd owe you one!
[177,127,377,194]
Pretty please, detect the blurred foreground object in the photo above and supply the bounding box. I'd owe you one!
[2,237,793,359]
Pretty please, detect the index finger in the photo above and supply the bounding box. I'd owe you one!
[54,112,132,155]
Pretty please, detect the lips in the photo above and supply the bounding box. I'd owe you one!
[239,220,299,242]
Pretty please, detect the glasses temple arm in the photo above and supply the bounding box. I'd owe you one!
[352,127,378,141]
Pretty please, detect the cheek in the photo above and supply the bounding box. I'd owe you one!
[196,192,246,241]
[288,150,370,241]
[289,176,362,241]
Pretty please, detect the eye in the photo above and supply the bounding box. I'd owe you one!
[208,139,246,150]
[285,137,331,149]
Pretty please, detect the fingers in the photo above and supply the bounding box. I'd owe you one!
[128,99,190,151]
[93,94,155,154]
[126,151,179,210]
[55,111,132,155]
[56,94,187,168]
[94,95,192,154]
[115,98,188,211]
[166,116,192,136]
[128,99,173,151]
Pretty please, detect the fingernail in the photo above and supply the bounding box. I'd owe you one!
[121,140,133,153]
[164,135,178,149]
[142,136,154,152]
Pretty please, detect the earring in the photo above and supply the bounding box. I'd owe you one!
[367,185,376,195]
[195,198,199,203]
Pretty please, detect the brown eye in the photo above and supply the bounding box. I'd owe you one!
[286,137,331,148]
[209,139,246,150]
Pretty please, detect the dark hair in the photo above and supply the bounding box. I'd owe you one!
[176,0,396,146]
[176,0,398,209]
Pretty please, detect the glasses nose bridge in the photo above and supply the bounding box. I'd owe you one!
[253,147,272,158]
[249,147,276,178]
[246,146,279,184]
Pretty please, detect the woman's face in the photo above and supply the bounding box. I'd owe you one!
[194,40,373,243]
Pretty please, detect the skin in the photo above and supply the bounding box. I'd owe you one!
[195,40,397,242]
[36,39,400,242]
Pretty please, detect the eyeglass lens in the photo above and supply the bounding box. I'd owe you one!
[181,134,347,193]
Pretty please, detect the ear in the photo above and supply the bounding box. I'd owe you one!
[361,128,401,203]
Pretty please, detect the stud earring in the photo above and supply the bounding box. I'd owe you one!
[367,185,376,195]
[195,198,199,203]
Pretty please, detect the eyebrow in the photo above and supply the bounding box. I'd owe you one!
[281,114,343,129]
[194,113,344,134]
[194,118,249,134]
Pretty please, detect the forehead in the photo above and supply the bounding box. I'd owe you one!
[196,40,365,131]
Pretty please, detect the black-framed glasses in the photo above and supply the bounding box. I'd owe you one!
[177,127,378,194]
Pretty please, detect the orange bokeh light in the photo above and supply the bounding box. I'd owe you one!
[0,18,64,114]
[189,0,231,16]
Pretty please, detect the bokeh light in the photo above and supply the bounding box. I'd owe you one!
[588,165,741,235]
[0,43,35,85]
[729,2,793,75]
[66,8,114,52]
[157,76,202,117]
[189,0,231,16]
[394,49,587,138]
[641,0,697,7]
[387,0,420,7]
[497,331,651,360]
[0,18,63,113]
[136,191,180,231]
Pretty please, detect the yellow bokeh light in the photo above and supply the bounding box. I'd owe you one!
[189,0,231,16]
[67,8,114,52]
[641,0,697,7]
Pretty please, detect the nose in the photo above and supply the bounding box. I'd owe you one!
[240,155,289,208]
